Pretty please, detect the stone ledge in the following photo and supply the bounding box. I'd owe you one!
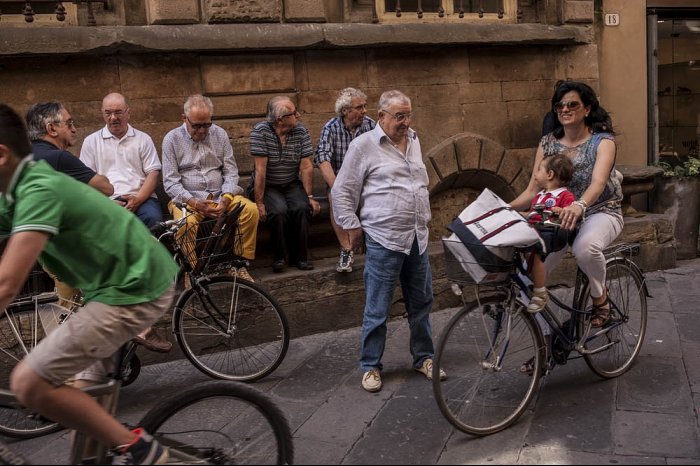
[0,22,591,57]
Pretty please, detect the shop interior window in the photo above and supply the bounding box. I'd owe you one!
[657,19,700,166]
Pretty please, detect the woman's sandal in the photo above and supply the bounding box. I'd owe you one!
[527,290,548,314]
[590,301,611,328]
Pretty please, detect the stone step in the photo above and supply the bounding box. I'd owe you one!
[137,211,676,369]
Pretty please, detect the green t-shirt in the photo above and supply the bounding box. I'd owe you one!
[0,157,178,305]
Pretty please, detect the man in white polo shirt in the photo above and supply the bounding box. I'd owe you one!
[81,92,171,353]
[80,93,163,229]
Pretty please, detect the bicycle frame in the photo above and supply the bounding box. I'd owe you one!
[506,244,649,366]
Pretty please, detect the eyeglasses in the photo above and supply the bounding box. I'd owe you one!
[103,110,127,118]
[553,101,582,113]
[279,110,301,119]
[383,110,413,123]
[55,120,76,129]
[186,117,213,130]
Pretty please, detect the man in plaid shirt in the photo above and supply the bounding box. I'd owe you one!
[314,88,375,273]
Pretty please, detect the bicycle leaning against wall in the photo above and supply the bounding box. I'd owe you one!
[432,204,649,436]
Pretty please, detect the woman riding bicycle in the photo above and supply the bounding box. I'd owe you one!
[510,81,624,328]
[0,104,179,465]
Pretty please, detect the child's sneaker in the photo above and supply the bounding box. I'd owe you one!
[111,428,168,465]
[527,288,549,314]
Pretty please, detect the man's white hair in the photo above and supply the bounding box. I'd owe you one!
[334,87,367,115]
[378,90,410,112]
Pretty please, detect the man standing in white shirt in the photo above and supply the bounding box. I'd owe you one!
[332,90,446,393]
[81,93,163,229]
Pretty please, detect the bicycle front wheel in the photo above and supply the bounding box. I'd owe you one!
[433,295,544,436]
[138,380,294,465]
[174,276,289,382]
[579,258,647,378]
[0,303,66,438]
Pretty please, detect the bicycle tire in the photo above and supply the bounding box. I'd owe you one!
[138,380,294,465]
[433,295,544,436]
[0,303,66,438]
[578,257,647,378]
[173,276,289,382]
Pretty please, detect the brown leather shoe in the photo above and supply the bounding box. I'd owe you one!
[133,328,172,353]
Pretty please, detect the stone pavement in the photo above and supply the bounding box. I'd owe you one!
[4,259,700,465]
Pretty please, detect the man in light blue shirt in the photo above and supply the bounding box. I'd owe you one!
[332,90,446,393]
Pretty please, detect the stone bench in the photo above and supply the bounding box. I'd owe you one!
[617,164,664,216]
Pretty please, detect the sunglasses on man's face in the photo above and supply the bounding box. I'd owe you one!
[187,117,213,130]
[554,101,582,113]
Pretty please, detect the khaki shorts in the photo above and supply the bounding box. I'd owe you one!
[25,284,176,386]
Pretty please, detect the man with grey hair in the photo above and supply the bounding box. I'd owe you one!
[162,94,259,282]
[26,101,113,196]
[314,87,375,273]
[247,96,319,273]
[332,90,446,393]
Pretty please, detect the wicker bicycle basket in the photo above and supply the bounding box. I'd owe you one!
[174,212,245,276]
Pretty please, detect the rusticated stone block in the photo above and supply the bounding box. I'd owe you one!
[498,150,524,186]
[205,0,280,23]
[285,0,327,22]
[305,50,369,91]
[507,99,551,149]
[428,138,458,180]
[462,101,511,147]
[201,55,295,95]
[555,44,600,81]
[469,47,554,83]
[480,137,506,174]
[564,0,593,24]
[145,0,200,25]
[210,93,294,119]
[458,82,503,103]
[119,55,202,99]
[453,135,482,172]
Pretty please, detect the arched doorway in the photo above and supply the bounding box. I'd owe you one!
[425,132,533,240]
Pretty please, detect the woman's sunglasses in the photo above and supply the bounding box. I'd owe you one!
[554,101,582,113]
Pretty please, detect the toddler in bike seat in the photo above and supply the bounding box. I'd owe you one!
[524,153,575,313]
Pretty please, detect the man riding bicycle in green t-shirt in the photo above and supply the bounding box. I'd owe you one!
[0,104,178,465]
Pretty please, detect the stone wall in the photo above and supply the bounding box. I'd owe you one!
[0,43,598,209]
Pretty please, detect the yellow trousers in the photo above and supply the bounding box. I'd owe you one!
[168,195,259,265]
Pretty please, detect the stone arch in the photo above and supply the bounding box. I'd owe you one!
[425,132,532,240]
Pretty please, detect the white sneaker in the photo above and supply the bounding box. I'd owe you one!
[415,358,447,381]
[336,249,354,273]
[361,369,382,392]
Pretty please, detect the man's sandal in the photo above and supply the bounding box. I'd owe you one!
[590,302,611,328]
[519,357,536,376]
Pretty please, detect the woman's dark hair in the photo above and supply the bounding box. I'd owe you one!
[543,153,574,185]
[550,81,614,138]
[0,104,31,157]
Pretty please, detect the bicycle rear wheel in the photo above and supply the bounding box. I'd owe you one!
[0,302,68,438]
[579,258,647,378]
[174,276,289,382]
[433,295,544,436]
[138,380,294,465]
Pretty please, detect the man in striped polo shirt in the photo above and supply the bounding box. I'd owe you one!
[247,96,320,273]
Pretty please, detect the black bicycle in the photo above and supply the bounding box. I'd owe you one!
[0,341,294,465]
[153,202,290,382]
[0,202,290,438]
[433,229,648,436]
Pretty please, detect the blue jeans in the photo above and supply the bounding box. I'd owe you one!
[135,197,163,229]
[360,235,435,372]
